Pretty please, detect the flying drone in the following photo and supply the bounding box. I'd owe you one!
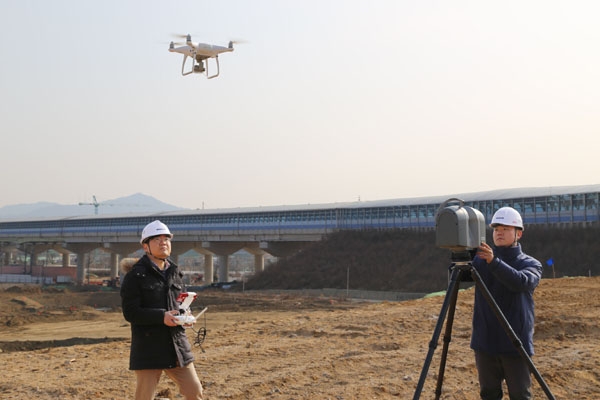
[169,34,235,79]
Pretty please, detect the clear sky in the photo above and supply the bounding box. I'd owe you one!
[1,1,598,210]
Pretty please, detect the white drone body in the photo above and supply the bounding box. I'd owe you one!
[168,34,234,79]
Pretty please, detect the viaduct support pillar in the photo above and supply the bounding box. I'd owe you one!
[110,253,119,280]
[76,253,88,285]
[242,244,267,275]
[66,244,100,285]
[173,242,218,285]
[254,254,265,273]
[217,255,229,283]
[101,242,140,281]
[201,242,244,283]
[32,251,41,267]
[46,244,71,268]
[204,254,214,284]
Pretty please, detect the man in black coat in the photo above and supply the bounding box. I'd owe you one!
[121,220,203,400]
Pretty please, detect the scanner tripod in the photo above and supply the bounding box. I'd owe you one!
[412,258,555,400]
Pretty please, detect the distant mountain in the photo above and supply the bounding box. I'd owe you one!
[0,193,188,219]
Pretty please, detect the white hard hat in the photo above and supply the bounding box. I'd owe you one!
[490,207,524,230]
[140,220,173,244]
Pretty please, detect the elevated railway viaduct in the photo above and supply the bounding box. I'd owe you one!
[1,185,598,284]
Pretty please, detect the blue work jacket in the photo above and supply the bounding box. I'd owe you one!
[470,243,542,356]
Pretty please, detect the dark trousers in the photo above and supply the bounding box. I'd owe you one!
[475,351,532,400]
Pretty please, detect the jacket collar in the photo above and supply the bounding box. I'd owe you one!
[493,242,523,261]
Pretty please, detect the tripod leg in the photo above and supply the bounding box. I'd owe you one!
[434,268,462,400]
[470,267,556,400]
[413,267,462,400]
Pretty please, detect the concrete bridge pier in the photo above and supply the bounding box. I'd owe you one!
[243,244,267,273]
[104,243,140,280]
[202,242,245,283]
[0,244,18,265]
[217,255,229,283]
[77,253,89,284]
[26,243,67,270]
[254,254,265,272]
[171,242,216,285]
[43,243,72,268]
[66,244,101,285]
[203,254,214,284]
[109,253,119,280]
[31,244,53,266]
[52,246,72,268]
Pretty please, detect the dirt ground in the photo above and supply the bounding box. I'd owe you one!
[0,277,598,399]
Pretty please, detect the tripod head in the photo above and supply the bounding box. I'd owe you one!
[450,250,475,264]
[448,251,475,282]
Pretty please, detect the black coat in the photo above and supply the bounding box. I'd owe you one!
[120,255,194,370]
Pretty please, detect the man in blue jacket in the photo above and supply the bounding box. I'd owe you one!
[472,207,542,400]
[121,220,203,400]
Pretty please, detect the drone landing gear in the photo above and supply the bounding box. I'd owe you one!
[181,54,220,79]
[412,261,555,400]
[206,56,220,79]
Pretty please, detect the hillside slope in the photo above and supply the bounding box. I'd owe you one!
[246,226,600,292]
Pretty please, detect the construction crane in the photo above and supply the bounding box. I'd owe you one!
[78,195,141,215]
[78,195,110,215]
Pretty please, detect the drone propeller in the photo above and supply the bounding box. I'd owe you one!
[226,39,247,50]
[171,33,191,39]
[171,33,195,45]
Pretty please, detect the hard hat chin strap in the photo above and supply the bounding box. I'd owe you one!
[149,251,167,262]
[150,253,167,262]
[495,229,520,248]
[144,243,168,262]
[511,229,522,247]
